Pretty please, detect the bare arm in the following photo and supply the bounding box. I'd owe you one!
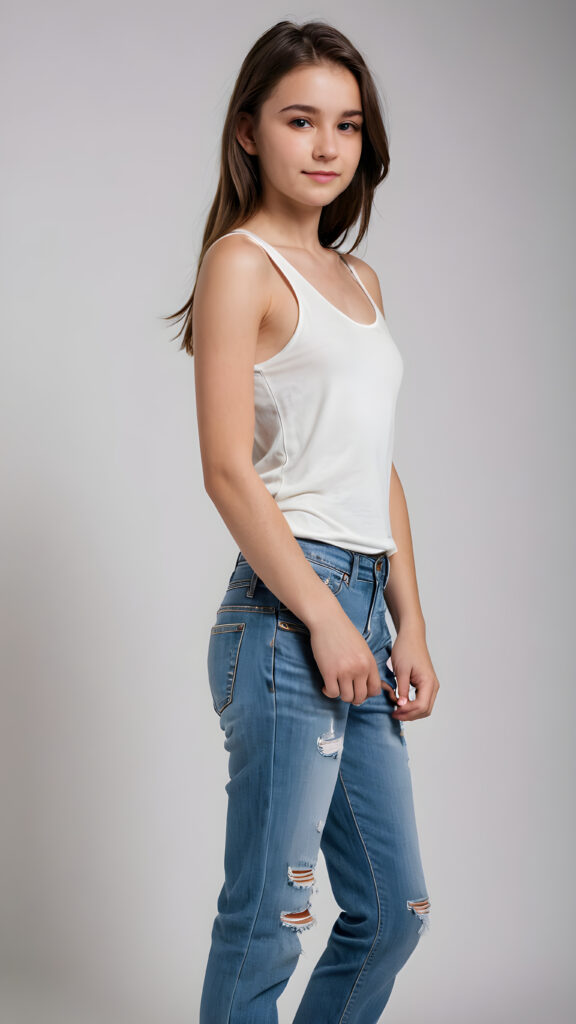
[384,463,440,720]
[193,235,390,705]
[385,463,426,636]
[346,256,440,720]
[194,234,339,628]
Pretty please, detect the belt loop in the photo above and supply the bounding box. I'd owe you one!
[348,551,360,588]
[246,570,258,598]
[364,557,380,639]
[382,553,391,590]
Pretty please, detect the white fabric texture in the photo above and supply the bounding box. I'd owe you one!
[213,228,404,556]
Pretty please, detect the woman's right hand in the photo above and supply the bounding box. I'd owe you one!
[309,608,400,707]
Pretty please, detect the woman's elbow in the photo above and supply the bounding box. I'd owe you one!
[203,456,255,498]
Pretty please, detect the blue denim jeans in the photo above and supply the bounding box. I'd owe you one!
[200,537,430,1023]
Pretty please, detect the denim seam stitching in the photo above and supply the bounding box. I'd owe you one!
[307,557,348,578]
[212,624,245,715]
[226,617,279,1020]
[236,553,349,580]
[336,768,382,1024]
[278,619,309,634]
[217,605,276,614]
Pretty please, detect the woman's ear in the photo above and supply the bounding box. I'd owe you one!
[235,112,258,156]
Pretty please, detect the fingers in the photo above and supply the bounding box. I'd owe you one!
[391,656,410,709]
[391,701,423,720]
[320,654,440,717]
[321,674,368,705]
[387,654,421,716]
[321,676,341,700]
[366,663,383,699]
[344,657,385,704]
[340,678,366,705]
[390,676,440,721]
[323,662,386,706]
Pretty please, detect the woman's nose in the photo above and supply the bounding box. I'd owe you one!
[312,132,339,161]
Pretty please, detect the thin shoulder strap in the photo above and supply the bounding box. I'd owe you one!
[214,229,306,298]
[337,251,376,305]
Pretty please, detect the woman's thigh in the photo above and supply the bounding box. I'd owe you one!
[206,553,352,904]
[205,542,398,899]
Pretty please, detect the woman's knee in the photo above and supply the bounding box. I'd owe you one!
[376,894,431,962]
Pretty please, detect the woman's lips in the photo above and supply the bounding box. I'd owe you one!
[303,171,339,182]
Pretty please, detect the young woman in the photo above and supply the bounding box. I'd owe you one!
[167,18,440,1023]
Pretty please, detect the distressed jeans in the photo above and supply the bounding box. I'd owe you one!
[200,537,430,1023]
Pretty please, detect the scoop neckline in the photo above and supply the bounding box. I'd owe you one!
[232,228,380,329]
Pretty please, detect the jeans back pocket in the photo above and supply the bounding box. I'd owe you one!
[207,622,246,715]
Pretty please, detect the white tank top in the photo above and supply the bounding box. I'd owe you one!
[213,228,404,556]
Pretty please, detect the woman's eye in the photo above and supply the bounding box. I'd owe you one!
[289,118,361,132]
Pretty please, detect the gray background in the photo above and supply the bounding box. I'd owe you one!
[2,1,575,1021]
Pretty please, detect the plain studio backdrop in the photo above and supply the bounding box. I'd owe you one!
[1,1,575,1022]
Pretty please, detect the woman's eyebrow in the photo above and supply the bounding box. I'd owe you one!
[278,104,363,117]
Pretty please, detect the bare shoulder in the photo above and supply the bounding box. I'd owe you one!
[192,231,278,389]
[193,233,276,485]
[196,231,273,313]
[343,252,386,318]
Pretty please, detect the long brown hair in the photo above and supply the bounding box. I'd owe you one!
[163,19,391,356]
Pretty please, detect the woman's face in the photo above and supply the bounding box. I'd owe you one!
[239,61,365,211]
